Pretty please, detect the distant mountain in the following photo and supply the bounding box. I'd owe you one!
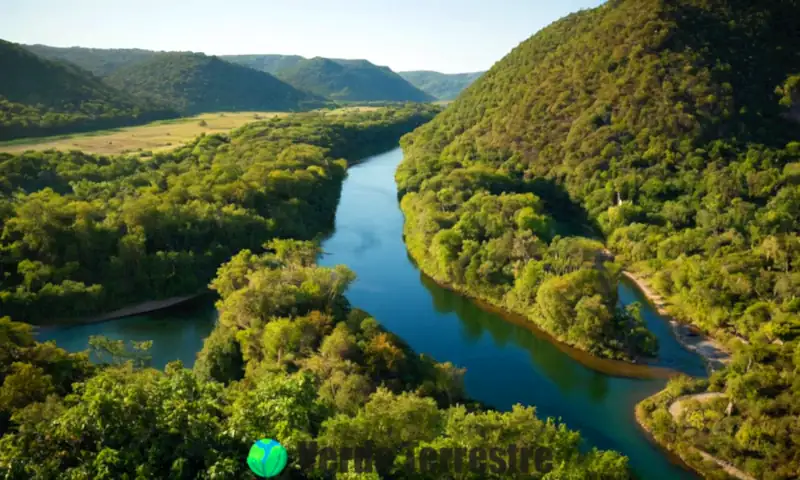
[399,70,484,100]
[104,52,327,114]
[20,44,435,104]
[221,54,306,75]
[24,44,159,76]
[275,57,435,102]
[0,40,176,140]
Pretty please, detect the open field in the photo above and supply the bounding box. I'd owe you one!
[0,111,287,155]
[322,106,382,115]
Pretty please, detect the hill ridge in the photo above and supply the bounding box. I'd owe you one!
[104,51,326,114]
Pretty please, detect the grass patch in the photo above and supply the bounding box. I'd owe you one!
[0,111,286,155]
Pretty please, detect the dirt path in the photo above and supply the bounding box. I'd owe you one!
[667,394,756,480]
[694,450,756,480]
[668,392,726,419]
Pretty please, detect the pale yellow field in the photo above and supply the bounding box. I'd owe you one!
[0,112,286,155]
[321,106,382,115]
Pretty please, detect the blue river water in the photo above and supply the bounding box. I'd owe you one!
[39,146,706,479]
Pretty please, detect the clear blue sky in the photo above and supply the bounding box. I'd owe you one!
[2,0,604,73]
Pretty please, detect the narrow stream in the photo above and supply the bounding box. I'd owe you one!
[39,146,707,479]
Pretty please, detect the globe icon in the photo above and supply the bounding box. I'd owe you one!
[247,438,288,478]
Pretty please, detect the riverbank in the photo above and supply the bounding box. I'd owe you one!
[45,292,207,326]
[636,386,757,480]
[621,271,731,372]
[624,270,752,479]
[415,265,678,379]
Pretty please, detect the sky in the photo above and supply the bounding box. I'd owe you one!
[1,0,605,73]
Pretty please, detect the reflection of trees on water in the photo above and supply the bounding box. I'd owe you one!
[418,272,609,402]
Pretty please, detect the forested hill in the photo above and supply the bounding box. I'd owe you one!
[0,40,176,140]
[221,53,306,75]
[398,0,799,477]
[0,105,439,323]
[20,45,438,104]
[104,52,327,114]
[23,44,158,76]
[276,57,435,102]
[399,70,484,100]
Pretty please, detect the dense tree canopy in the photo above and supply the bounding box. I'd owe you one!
[221,54,306,76]
[276,57,435,103]
[0,40,177,141]
[398,71,484,101]
[104,52,327,115]
[23,44,158,77]
[0,105,438,323]
[18,45,441,106]
[0,245,632,479]
[398,0,799,476]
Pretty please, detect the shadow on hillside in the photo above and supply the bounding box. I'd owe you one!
[668,0,799,148]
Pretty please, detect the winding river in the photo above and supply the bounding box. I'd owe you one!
[39,147,707,479]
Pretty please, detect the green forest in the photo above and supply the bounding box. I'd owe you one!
[0,105,437,323]
[0,40,177,141]
[0,240,631,478]
[275,58,434,103]
[398,71,484,101]
[2,0,799,478]
[104,52,327,115]
[397,0,799,477]
[19,46,440,111]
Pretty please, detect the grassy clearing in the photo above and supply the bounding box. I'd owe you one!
[0,112,286,155]
[322,106,382,115]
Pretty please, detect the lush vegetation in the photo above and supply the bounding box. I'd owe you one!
[0,40,177,141]
[222,54,306,75]
[0,241,632,478]
[23,44,158,77]
[18,45,440,105]
[276,57,435,103]
[398,0,799,476]
[0,105,438,323]
[638,356,799,480]
[104,52,327,115]
[399,71,484,101]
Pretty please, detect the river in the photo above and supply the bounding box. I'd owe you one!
[38,147,707,479]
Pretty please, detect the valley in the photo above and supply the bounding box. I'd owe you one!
[0,0,797,479]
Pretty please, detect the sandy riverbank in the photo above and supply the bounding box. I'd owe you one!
[46,292,208,326]
[622,271,731,371]
[624,270,753,479]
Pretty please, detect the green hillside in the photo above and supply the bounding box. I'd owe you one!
[399,70,484,100]
[0,40,176,140]
[0,105,438,322]
[276,57,435,102]
[221,53,305,75]
[24,44,158,76]
[398,0,799,477]
[104,52,327,114]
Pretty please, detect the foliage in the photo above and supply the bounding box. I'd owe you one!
[104,52,327,114]
[398,0,800,475]
[0,39,176,141]
[276,57,435,102]
[0,249,631,479]
[0,105,438,322]
[23,44,158,77]
[399,70,484,101]
[221,54,306,75]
